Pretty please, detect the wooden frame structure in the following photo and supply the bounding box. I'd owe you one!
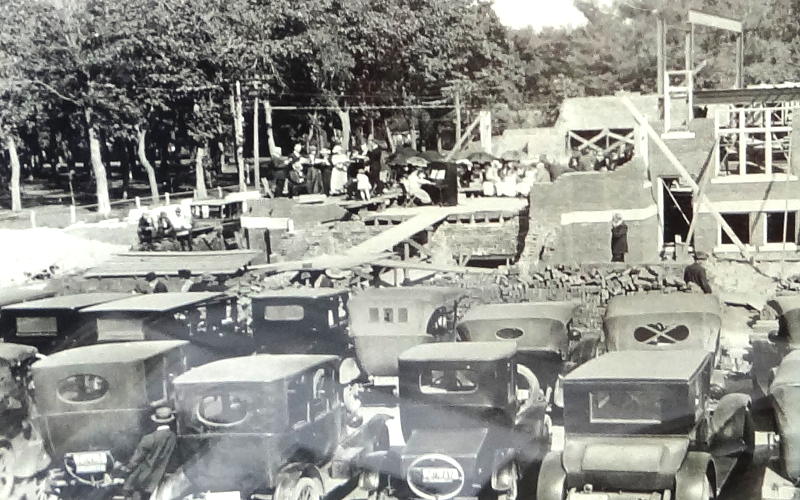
[714,106,793,177]
[657,10,744,134]
[567,129,635,155]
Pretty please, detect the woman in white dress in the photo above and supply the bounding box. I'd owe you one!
[329,145,349,195]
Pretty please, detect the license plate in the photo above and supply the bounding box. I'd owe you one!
[570,493,609,500]
[421,467,460,483]
[71,451,108,474]
[205,492,242,500]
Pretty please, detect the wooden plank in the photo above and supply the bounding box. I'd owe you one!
[84,251,261,277]
[345,210,451,256]
[685,137,719,243]
[620,94,752,259]
[247,251,393,273]
[688,10,743,33]
[372,258,502,275]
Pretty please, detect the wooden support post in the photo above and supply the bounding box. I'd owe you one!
[656,16,665,98]
[620,95,751,259]
[454,91,462,145]
[735,33,744,88]
[70,205,77,224]
[165,192,170,205]
[30,210,36,228]
[217,186,223,198]
[686,138,718,244]
[135,196,141,209]
[403,242,410,283]
[233,81,246,191]
[253,96,260,189]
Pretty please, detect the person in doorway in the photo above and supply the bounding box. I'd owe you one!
[118,406,178,500]
[145,272,168,294]
[684,251,713,293]
[611,213,628,262]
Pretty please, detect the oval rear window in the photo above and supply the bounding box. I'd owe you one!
[496,328,523,340]
[57,374,109,403]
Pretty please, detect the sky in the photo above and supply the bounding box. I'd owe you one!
[491,0,611,31]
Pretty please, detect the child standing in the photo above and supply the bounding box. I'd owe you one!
[356,167,372,201]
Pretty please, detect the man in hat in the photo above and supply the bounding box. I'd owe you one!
[178,269,195,292]
[119,406,178,500]
[145,272,168,294]
[610,213,628,263]
[684,252,713,294]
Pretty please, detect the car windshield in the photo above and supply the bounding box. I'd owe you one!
[419,368,478,394]
[589,389,663,424]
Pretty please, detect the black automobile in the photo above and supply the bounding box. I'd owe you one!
[362,342,550,500]
[0,292,129,354]
[250,288,350,355]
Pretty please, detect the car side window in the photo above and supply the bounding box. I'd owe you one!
[369,307,379,323]
[398,308,409,323]
[383,308,394,323]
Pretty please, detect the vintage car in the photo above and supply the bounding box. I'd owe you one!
[604,293,722,360]
[456,301,600,407]
[538,350,754,500]
[0,286,55,308]
[0,343,50,499]
[0,292,130,354]
[761,350,800,500]
[188,198,246,250]
[31,340,189,497]
[153,353,391,500]
[350,287,467,383]
[362,342,550,500]
[751,296,800,402]
[80,292,251,365]
[250,288,350,355]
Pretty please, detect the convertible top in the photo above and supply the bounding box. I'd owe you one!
[2,292,130,312]
[460,301,576,325]
[252,288,348,300]
[174,354,339,385]
[350,286,467,305]
[768,296,800,316]
[0,343,38,363]
[772,350,800,389]
[33,340,187,369]
[566,350,709,383]
[400,341,516,363]
[605,293,721,319]
[82,292,225,313]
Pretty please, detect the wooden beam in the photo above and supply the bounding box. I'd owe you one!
[444,115,481,161]
[688,10,743,33]
[735,32,745,88]
[685,137,719,243]
[657,16,665,97]
[619,94,751,259]
[372,258,502,275]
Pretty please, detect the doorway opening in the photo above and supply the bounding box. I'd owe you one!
[661,177,694,253]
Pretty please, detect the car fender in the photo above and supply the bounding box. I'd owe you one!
[676,451,715,499]
[710,393,750,436]
[536,451,566,500]
[274,462,324,497]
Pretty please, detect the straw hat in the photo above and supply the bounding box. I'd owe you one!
[151,406,175,424]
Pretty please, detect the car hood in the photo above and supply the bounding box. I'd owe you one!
[563,435,689,490]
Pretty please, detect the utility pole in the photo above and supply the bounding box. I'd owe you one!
[253,95,260,189]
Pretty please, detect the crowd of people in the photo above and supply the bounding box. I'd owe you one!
[567,144,634,172]
[137,207,194,250]
[271,141,386,200]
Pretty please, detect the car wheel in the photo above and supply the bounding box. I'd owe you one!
[0,445,16,500]
[292,476,323,500]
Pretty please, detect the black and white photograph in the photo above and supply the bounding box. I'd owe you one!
[0,0,797,499]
